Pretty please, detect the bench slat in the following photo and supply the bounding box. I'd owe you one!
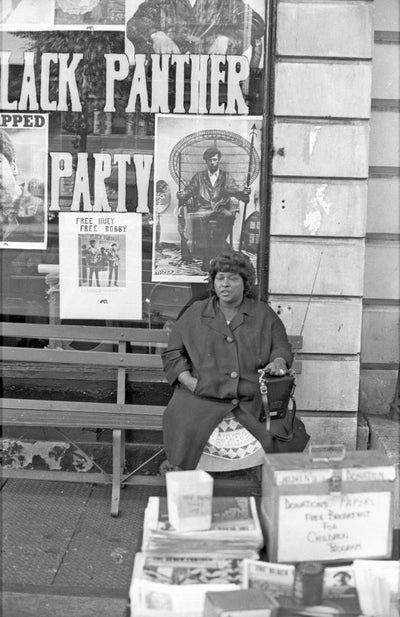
[1,347,164,369]
[1,323,301,350]
[0,470,167,487]
[1,323,169,344]
[1,399,165,430]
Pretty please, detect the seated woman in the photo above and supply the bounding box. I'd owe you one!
[162,250,305,471]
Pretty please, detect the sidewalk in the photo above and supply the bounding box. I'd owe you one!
[1,471,259,617]
[1,479,164,617]
[2,465,399,617]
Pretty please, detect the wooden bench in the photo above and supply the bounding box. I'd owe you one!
[1,321,302,516]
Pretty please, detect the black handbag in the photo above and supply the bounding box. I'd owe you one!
[256,369,310,453]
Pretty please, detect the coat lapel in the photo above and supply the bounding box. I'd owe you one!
[200,296,256,334]
[201,297,230,335]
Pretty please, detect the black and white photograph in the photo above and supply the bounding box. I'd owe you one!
[152,114,262,281]
[1,2,399,616]
[0,115,48,249]
[78,234,124,288]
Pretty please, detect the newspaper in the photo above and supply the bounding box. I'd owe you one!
[243,560,362,616]
[130,552,240,617]
[242,560,295,600]
[141,496,263,558]
[353,559,400,617]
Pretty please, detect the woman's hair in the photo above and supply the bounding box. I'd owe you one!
[0,129,16,166]
[208,250,257,298]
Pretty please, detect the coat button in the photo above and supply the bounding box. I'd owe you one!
[232,398,239,405]
[230,371,238,378]
[226,336,233,343]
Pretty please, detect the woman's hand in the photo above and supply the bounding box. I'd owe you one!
[262,357,287,376]
[178,370,198,393]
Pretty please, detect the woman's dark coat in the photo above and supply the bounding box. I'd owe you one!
[162,296,292,469]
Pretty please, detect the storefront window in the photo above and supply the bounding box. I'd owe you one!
[0,1,268,329]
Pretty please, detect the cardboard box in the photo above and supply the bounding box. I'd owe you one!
[261,445,396,563]
[203,589,278,617]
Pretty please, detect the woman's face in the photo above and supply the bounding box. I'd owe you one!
[214,271,244,305]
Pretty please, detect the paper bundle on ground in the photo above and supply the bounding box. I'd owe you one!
[141,495,263,559]
[129,552,240,617]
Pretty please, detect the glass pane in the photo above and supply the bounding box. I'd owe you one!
[0,1,267,329]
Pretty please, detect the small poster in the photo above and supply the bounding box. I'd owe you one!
[1,0,124,30]
[152,114,262,282]
[59,212,142,319]
[0,114,48,250]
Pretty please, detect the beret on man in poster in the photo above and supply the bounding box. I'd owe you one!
[203,147,222,161]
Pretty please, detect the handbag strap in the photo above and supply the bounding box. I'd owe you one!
[258,368,296,442]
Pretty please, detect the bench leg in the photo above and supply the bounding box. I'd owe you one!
[120,429,126,471]
[111,429,123,517]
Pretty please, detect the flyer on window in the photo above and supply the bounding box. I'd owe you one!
[59,212,142,319]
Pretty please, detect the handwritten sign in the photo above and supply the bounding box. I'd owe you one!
[277,491,392,562]
[166,470,213,532]
[176,494,211,518]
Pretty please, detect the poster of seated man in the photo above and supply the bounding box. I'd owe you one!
[152,115,262,283]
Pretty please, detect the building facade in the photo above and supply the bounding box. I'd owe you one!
[0,0,398,447]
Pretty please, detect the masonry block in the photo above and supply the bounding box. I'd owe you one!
[361,305,400,364]
[277,2,373,58]
[359,369,399,416]
[273,122,370,178]
[295,357,360,412]
[369,110,400,167]
[275,62,372,118]
[364,241,400,300]
[373,0,400,32]
[372,43,400,100]
[271,180,367,236]
[367,177,400,234]
[268,296,362,354]
[301,413,358,449]
[269,238,365,296]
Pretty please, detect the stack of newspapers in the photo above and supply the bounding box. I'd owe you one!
[130,496,264,617]
[142,495,263,558]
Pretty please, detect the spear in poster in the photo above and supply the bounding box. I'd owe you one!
[239,124,257,251]
[177,151,192,262]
